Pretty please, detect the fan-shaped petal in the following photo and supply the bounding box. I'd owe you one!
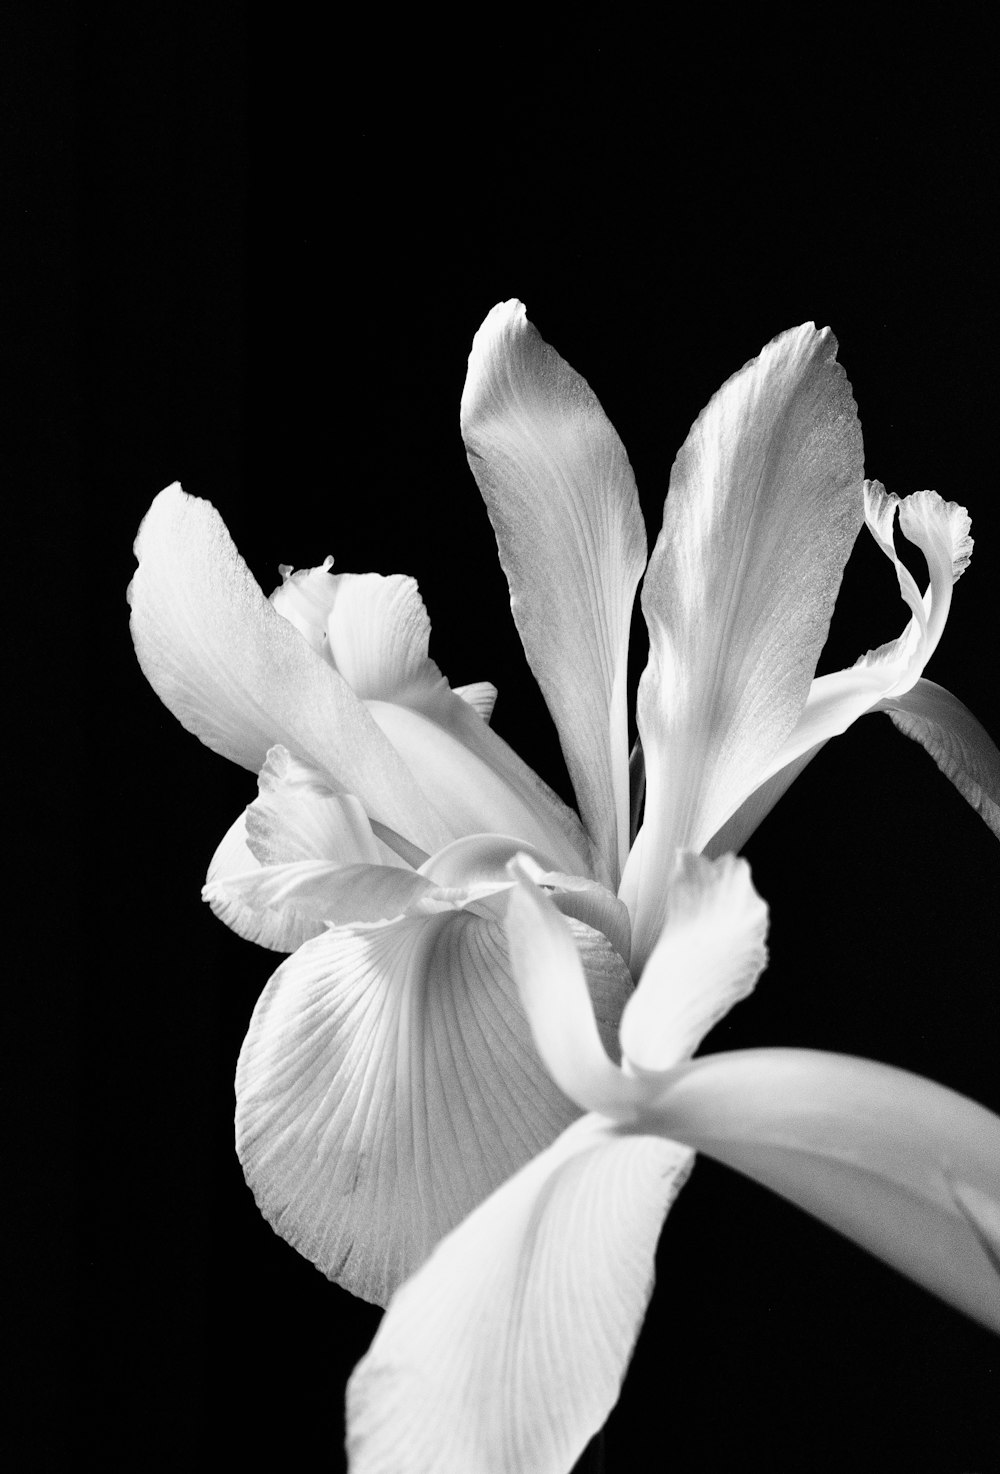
[235,905,633,1305]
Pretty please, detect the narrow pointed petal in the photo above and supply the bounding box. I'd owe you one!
[506,866,639,1117]
[620,854,768,1073]
[127,485,452,852]
[461,301,648,888]
[236,906,633,1305]
[629,325,863,968]
[878,679,1000,837]
[346,1115,692,1474]
[647,1048,1000,1334]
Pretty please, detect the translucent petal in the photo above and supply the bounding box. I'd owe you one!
[629,325,864,968]
[346,1115,692,1474]
[235,906,633,1305]
[461,301,648,888]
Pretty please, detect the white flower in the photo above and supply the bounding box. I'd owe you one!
[128,303,999,1304]
[345,856,1000,1474]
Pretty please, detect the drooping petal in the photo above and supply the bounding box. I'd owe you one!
[346,1114,692,1474]
[646,1048,1000,1334]
[620,853,768,1073]
[505,865,640,1118]
[127,484,453,853]
[626,325,864,968]
[235,905,633,1306]
[878,679,1000,838]
[461,301,648,889]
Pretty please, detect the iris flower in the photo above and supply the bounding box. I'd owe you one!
[127,303,1000,1307]
[346,855,1000,1474]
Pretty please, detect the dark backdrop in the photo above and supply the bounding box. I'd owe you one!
[72,11,998,1470]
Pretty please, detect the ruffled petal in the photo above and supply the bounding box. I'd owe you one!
[346,1115,692,1474]
[461,301,648,889]
[646,1048,1000,1334]
[245,747,407,868]
[204,809,297,950]
[620,854,768,1073]
[626,325,863,968]
[205,860,438,947]
[127,485,453,853]
[235,905,633,1305]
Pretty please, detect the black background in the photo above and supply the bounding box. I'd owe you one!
[54,9,1000,1470]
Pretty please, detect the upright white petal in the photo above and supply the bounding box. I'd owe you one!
[128,485,452,853]
[628,325,864,967]
[461,301,648,888]
[236,904,633,1305]
[646,1048,1000,1334]
[347,1115,692,1474]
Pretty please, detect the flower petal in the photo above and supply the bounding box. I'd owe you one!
[461,301,648,888]
[506,865,639,1117]
[204,809,297,950]
[620,853,768,1073]
[878,679,1000,838]
[346,1115,692,1474]
[274,560,595,874]
[235,905,633,1305]
[703,486,994,847]
[454,681,498,722]
[127,485,452,852]
[368,696,593,877]
[205,860,437,946]
[626,325,863,968]
[245,746,407,868]
[647,1048,1000,1334]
